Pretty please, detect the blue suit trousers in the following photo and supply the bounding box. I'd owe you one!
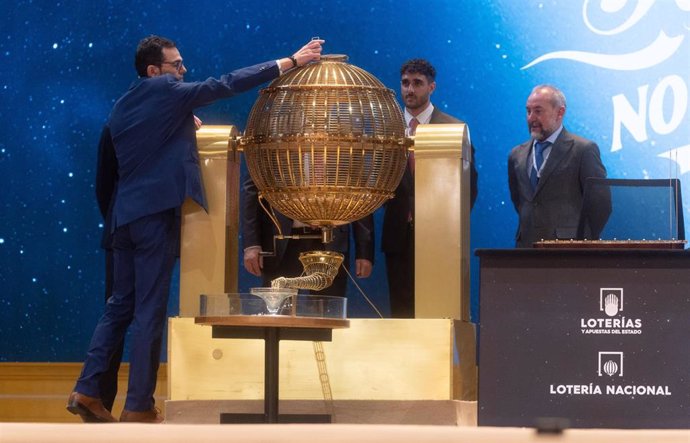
[75,209,178,411]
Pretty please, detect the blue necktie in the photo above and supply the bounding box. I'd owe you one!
[530,141,550,190]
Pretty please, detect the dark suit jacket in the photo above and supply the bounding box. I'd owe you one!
[381,107,478,254]
[508,127,607,248]
[108,61,279,229]
[241,176,375,274]
[95,125,118,249]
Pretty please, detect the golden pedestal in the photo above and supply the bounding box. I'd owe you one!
[169,318,475,401]
[170,123,477,423]
[167,317,476,423]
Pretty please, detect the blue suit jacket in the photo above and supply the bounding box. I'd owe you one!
[108,61,279,228]
[95,125,118,248]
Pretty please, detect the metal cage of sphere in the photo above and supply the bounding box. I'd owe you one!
[241,55,409,227]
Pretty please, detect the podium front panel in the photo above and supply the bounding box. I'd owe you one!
[477,249,690,429]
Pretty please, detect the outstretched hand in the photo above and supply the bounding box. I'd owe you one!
[292,39,324,66]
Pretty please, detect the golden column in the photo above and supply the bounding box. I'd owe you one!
[179,125,240,317]
[413,123,471,320]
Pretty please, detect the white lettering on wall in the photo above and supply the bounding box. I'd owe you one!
[523,1,689,170]
[611,85,648,152]
[649,75,687,136]
[611,75,688,152]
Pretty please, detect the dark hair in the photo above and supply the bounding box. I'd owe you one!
[400,59,436,82]
[134,35,176,77]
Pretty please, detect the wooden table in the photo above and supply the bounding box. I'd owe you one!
[195,315,349,424]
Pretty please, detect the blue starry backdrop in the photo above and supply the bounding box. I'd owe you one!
[1,0,688,360]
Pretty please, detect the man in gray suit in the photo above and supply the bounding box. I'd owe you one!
[508,84,607,248]
[382,59,477,318]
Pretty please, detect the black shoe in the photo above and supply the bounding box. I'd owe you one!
[66,392,117,423]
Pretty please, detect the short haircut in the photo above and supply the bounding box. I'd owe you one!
[531,84,567,109]
[400,59,436,82]
[134,35,176,77]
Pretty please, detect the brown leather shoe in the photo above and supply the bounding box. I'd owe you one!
[120,408,164,423]
[66,392,117,423]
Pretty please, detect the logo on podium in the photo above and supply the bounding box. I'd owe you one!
[600,288,623,317]
[598,351,624,377]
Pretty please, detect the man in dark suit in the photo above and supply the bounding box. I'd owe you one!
[94,125,123,414]
[508,84,607,248]
[68,35,324,423]
[93,116,202,413]
[382,59,478,318]
[242,177,374,300]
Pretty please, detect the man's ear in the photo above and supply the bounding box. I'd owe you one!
[429,81,436,95]
[146,64,160,77]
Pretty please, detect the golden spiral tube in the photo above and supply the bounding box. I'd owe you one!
[271,251,344,292]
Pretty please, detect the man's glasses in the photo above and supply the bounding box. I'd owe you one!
[161,60,184,72]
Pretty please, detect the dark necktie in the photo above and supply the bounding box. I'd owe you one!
[407,117,420,222]
[530,141,551,190]
[408,118,419,175]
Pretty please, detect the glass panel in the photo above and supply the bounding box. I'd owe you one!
[577,178,684,241]
[198,293,347,319]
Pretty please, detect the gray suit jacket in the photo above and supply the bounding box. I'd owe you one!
[508,128,607,248]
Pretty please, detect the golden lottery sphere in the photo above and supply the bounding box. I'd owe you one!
[241,54,409,227]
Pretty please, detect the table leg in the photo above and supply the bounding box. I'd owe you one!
[265,327,279,423]
[215,325,334,424]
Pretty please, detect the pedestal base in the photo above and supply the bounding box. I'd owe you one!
[219,412,331,424]
[165,400,477,425]
[168,318,477,402]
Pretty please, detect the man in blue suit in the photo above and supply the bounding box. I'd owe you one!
[68,35,324,423]
[93,115,201,413]
[93,124,123,414]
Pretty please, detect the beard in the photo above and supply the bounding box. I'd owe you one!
[529,123,555,141]
[530,127,545,140]
[404,94,428,111]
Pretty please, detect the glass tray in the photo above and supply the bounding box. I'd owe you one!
[199,291,347,319]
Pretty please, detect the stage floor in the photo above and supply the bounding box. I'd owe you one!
[0,423,688,443]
